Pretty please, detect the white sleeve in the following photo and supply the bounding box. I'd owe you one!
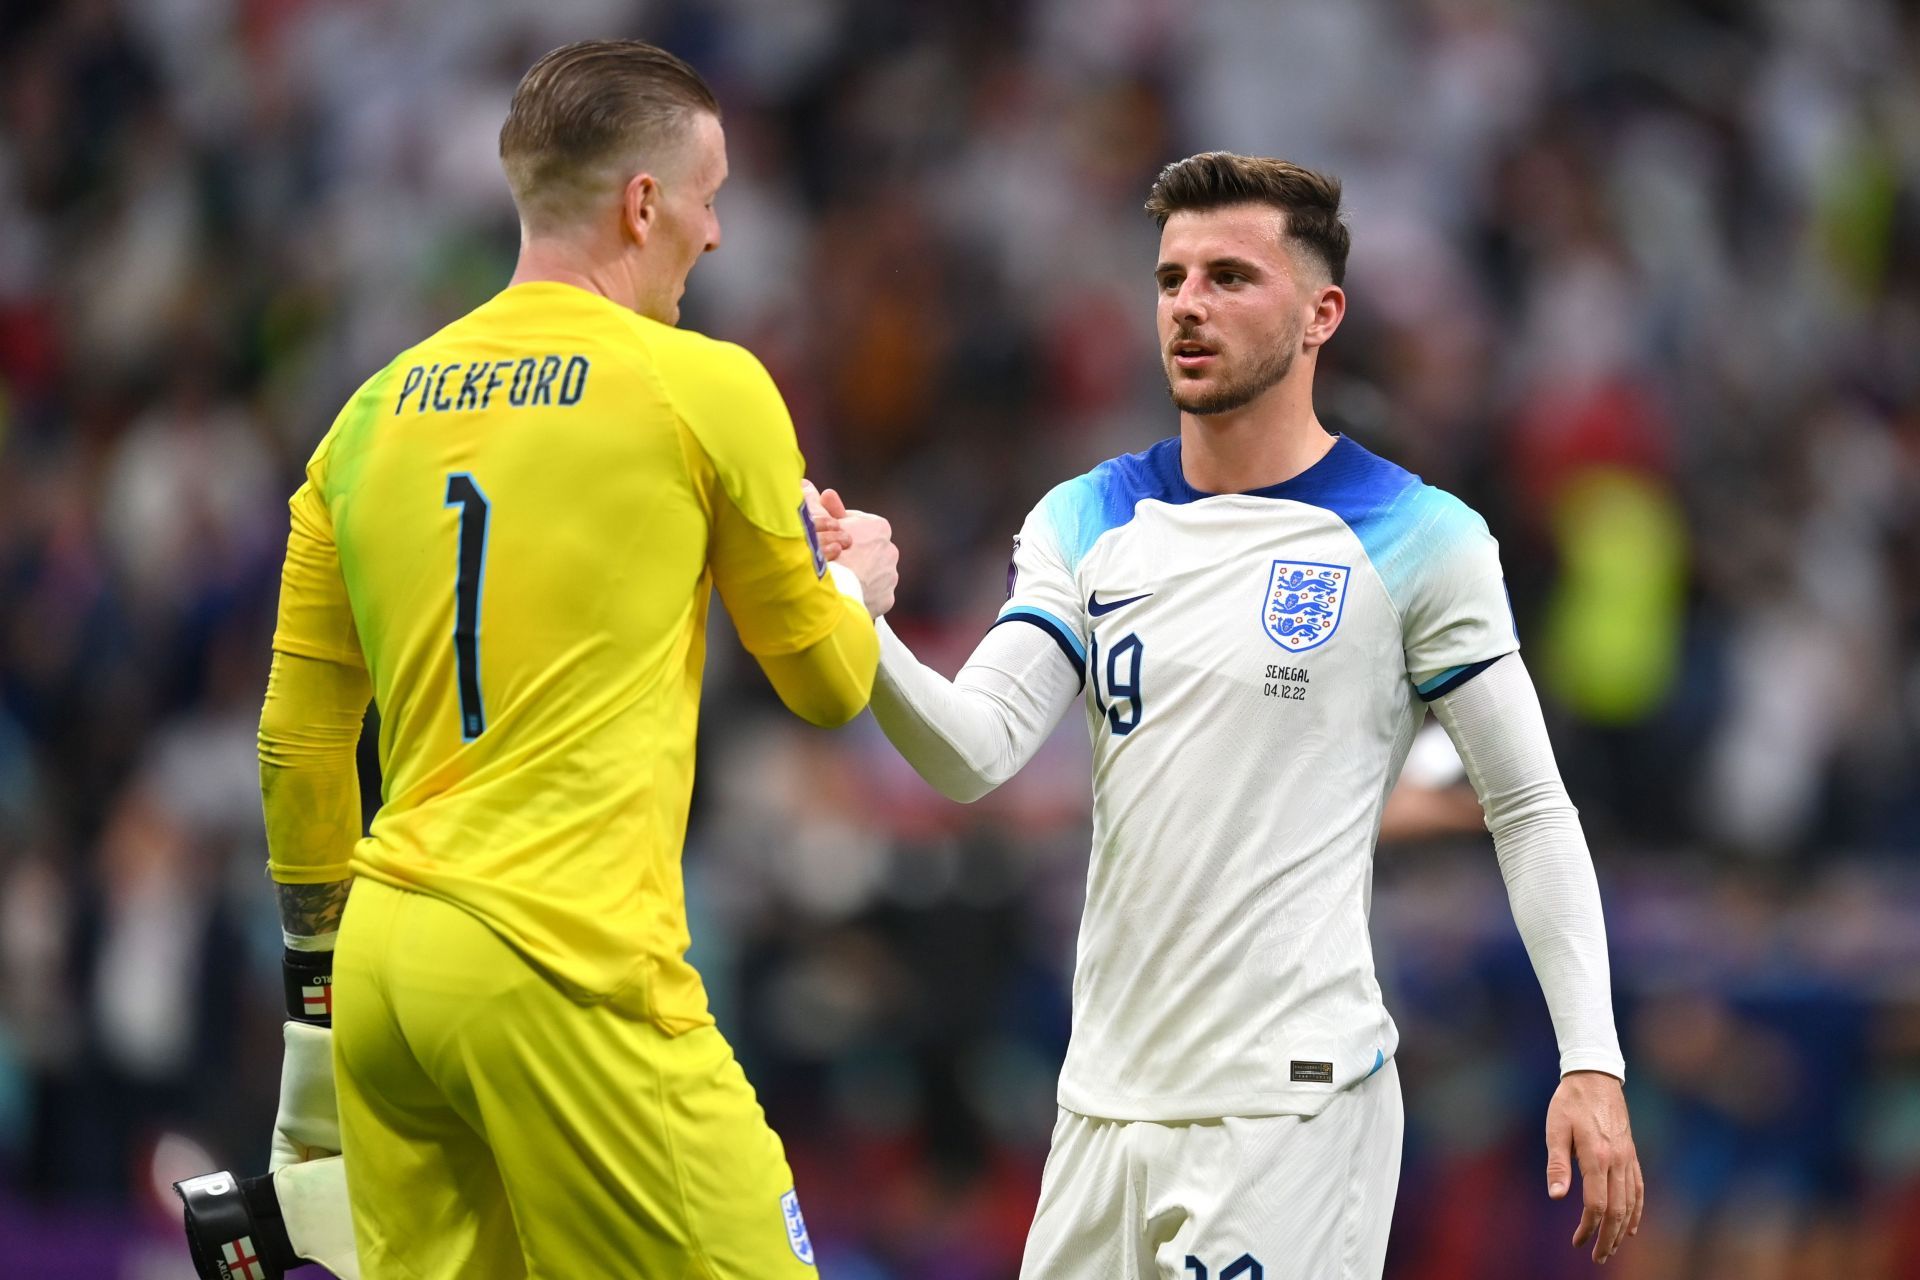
[996,486,1091,671]
[870,617,1082,803]
[1399,490,1519,700]
[1428,652,1626,1081]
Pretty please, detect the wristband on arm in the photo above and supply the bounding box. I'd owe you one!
[282,948,334,1028]
[175,1168,305,1279]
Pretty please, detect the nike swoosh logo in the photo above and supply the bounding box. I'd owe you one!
[1087,591,1154,616]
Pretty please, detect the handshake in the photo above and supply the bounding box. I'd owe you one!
[804,481,898,619]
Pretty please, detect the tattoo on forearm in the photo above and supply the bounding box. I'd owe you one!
[277,877,354,937]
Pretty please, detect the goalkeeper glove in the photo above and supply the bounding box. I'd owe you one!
[273,944,338,1168]
[174,938,361,1279]
[175,1156,359,1280]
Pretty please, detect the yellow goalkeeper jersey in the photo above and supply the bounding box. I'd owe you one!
[269,281,873,1031]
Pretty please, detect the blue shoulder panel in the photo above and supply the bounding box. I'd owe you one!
[1039,438,1186,572]
[1235,436,1484,613]
[1037,434,1484,614]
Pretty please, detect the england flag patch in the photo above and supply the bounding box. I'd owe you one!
[1262,561,1349,653]
[781,1188,815,1266]
[221,1235,266,1280]
[302,977,332,1019]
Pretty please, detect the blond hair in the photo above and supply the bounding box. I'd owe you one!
[499,40,718,232]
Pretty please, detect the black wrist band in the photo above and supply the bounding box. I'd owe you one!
[240,1172,304,1272]
[282,947,334,1027]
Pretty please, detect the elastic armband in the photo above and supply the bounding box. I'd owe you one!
[281,948,334,1028]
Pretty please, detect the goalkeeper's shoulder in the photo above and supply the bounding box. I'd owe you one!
[638,323,782,415]
[627,322,801,523]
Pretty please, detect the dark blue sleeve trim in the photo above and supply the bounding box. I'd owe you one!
[990,612,1087,688]
[1415,654,1506,702]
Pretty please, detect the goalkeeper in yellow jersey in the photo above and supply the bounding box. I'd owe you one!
[175,39,897,1280]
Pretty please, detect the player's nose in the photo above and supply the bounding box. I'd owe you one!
[1169,277,1207,326]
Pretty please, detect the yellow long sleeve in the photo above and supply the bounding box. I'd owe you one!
[754,590,878,727]
[260,649,371,884]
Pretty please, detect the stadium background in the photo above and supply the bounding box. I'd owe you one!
[3,0,1919,1276]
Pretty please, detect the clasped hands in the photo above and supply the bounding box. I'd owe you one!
[803,481,897,618]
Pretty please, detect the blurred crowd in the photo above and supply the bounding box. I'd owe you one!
[3,0,1920,1276]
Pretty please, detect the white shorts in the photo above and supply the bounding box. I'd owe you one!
[1019,1060,1402,1280]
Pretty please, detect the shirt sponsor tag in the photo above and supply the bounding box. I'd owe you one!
[1290,1060,1334,1084]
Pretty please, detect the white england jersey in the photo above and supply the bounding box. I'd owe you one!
[996,434,1518,1121]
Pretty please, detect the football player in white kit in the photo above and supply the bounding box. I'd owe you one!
[817,152,1645,1277]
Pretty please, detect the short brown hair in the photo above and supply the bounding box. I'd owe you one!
[499,39,719,231]
[1145,152,1350,286]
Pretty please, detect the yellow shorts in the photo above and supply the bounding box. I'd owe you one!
[331,877,817,1279]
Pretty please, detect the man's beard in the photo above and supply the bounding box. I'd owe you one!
[1165,338,1297,416]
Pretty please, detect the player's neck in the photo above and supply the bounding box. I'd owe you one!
[508,238,641,313]
[1177,380,1335,494]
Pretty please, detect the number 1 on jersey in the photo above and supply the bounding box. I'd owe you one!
[444,473,490,740]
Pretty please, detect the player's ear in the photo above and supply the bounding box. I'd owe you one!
[1302,283,1345,351]
[621,172,660,247]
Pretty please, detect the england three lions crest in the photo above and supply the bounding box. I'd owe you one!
[1262,561,1349,652]
[781,1188,815,1266]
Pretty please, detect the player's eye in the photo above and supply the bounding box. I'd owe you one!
[1217,271,1245,286]
[1157,274,1182,292]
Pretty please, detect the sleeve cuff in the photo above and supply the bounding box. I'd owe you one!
[826,560,866,607]
[268,860,355,885]
[1413,652,1510,702]
[1560,1053,1626,1083]
[990,607,1086,684]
